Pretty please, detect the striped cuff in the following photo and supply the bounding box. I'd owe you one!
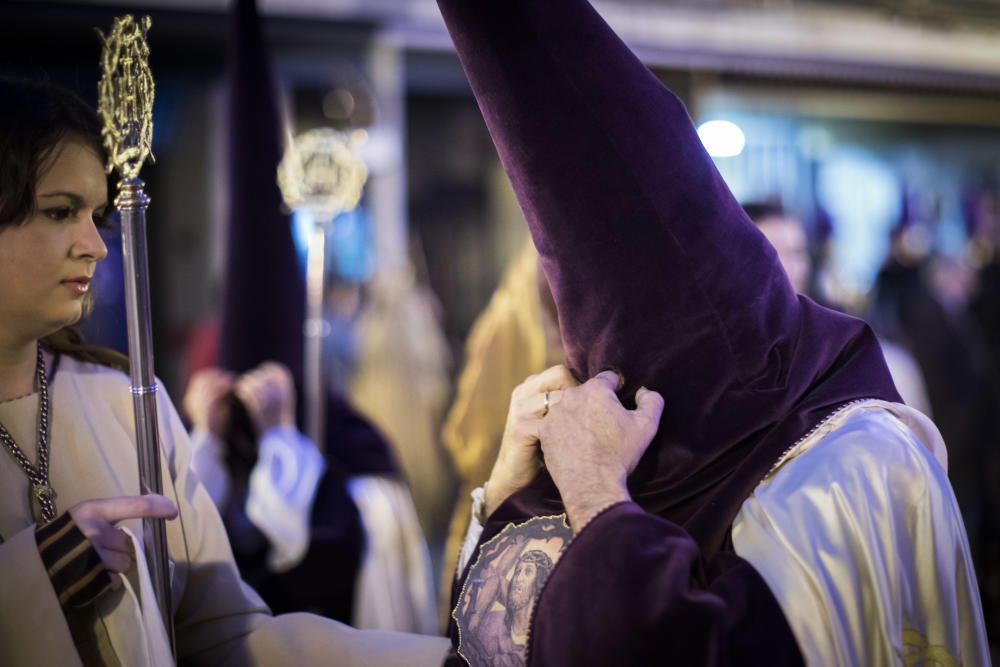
[35,512,114,608]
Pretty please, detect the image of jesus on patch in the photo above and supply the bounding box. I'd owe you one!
[453,515,572,667]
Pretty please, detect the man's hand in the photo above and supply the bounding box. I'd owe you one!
[182,367,235,438]
[485,364,578,517]
[68,494,178,573]
[538,371,664,531]
[234,362,297,434]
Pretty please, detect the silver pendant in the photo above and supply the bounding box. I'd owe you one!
[32,483,55,502]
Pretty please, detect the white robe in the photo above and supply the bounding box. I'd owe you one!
[0,355,448,667]
[460,401,991,666]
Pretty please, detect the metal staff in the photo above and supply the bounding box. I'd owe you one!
[97,15,174,653]
[277,128,368,449]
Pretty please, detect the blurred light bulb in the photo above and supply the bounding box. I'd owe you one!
[697,119,745,158]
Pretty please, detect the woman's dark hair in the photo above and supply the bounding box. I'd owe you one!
[0,76,107,230]
[1,77,127,371]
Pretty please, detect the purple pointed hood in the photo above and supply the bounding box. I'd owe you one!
[219,0,305,383]
[439,0,899,557]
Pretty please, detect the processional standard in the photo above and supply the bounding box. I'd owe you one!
[97,15,174,653]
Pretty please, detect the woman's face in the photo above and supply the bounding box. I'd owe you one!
[0,139,109,343]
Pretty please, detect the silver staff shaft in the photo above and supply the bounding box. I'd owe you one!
[303,219,328,451]
[117,177,175,653]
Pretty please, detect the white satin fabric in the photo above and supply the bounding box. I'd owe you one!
[246,426,325,573]
[733,401,990,666]
[347,476,439,634]
[455,485,487,583]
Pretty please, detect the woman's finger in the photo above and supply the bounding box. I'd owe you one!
[96,525,131,555]
[99,549,133,574]
[92,494,179,525]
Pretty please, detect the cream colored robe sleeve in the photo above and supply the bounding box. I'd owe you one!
[0,524,84,666]
[347,475,438,635]
[733,402,990,666]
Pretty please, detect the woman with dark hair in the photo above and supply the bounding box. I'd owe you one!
[0,77,449,666]
[0,78,128,370]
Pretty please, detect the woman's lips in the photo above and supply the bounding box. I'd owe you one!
[61,277,91,295]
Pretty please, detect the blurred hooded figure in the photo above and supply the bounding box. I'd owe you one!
[744,200,932,417]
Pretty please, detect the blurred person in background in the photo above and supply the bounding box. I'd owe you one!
[964,184,1000,651]
[867,191,1000,652]
[347,262,455,552]
[194,0,442,635]
[183,361,437,634]
[743,201,933,416]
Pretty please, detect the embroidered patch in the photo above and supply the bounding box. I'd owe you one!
[902,628,958,667]
[453,514,572,667]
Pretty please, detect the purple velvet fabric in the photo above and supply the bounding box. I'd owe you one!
[448,469,804,665]
[319,392,399,477]
[529,502,803,666]
[219,0,305,384]
[438,0,901,663]
[437,0,899,559]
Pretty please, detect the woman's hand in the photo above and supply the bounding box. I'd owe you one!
[484,364,578,517]
[233,362,297,434]
[182,367,235,438]
[68,494,178,573]
[538,371,664,531]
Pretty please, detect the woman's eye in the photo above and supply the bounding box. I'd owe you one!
[43,207,73,221]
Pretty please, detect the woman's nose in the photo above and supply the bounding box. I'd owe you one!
[71,214,110,262]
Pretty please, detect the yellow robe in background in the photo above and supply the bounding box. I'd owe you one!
[439,242,563,616]
[349,266,454,540]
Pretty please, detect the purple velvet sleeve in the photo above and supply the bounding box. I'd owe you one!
[528,502,804,666]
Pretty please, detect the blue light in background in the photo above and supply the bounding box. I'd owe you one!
[817,148,900,296]
[291,207,375,282]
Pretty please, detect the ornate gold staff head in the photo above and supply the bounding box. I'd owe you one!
[96,15,155,180]
[277,128,369,222]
